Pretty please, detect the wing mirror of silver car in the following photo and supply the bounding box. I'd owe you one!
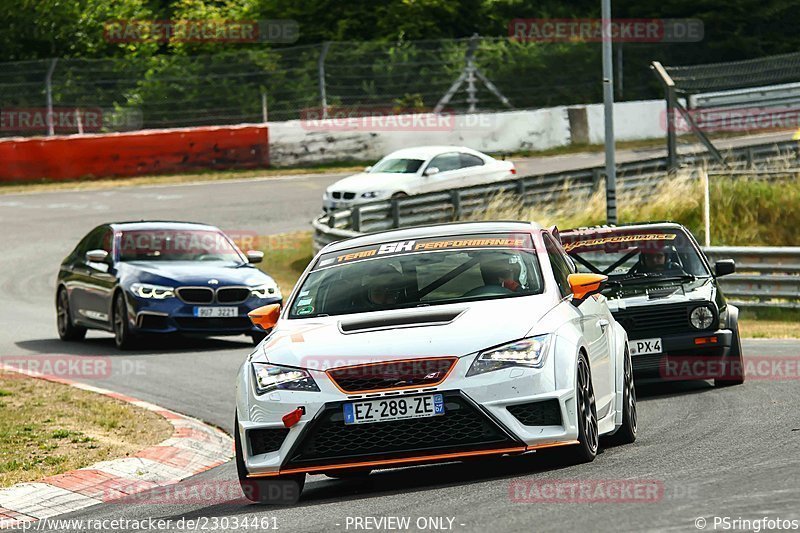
[246,250,264,264]
[365,165,373,172]
[85,249,109,263]
[424,167,439,176]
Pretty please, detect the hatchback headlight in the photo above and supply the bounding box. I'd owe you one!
[690,305,715,330]
[130,283,175,299]
[467,334,552,377]
[251,284,280,299]
[361,191,383,199]
[252,363,319,394]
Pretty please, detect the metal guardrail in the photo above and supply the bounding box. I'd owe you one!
[705,247,800,310]
[312,138,800,252]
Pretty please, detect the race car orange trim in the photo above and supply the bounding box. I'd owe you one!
[246,440,579,477]
[325,356,459,394]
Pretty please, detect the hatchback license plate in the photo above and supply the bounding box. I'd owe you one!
[343,394,444,425]
[193,306,238,318]
[630,337,662,356]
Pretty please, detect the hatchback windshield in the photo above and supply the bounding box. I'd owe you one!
[118,229,243,262]
[369,158,424,174]
[289,234,543,318]
[562,228,710,281]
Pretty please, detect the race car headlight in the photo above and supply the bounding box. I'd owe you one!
[690,305,715,330]
[467,334,552,377]
[252,363,319,394]
[251,284,280,299]
[130,283,175,299]
[360,191,383,199]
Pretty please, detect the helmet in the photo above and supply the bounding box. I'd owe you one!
[366,265,407,306]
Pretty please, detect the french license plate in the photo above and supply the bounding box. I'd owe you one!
[193,306,238,318]
[630,337,662,356]
[343,394,445,425]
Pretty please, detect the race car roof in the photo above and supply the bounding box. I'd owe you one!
[108,221,220,232]
[323,221,543,253]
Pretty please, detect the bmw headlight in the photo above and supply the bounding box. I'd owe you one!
[467,334,552,377]
[252,363,319,394]
[251,283,280,299]
[130,283,175,299]
[360,191,383,199]
[690,305,715,330]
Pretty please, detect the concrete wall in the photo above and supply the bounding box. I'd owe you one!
[268,99,668,166]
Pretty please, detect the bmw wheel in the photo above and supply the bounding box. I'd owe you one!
[113,292,137,350]
[56,288,86,341]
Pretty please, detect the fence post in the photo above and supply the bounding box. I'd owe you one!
[318,42,331,119]
[451,190,461,221]
[261,91,268,123]
[351,207,361,232]
[516,179,526,206]
[45,58,58,136]
[390,198,401,228]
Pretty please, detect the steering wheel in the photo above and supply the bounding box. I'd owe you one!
[461,285,514,298]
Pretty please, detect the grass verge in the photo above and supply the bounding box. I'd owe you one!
[0,372,173,487]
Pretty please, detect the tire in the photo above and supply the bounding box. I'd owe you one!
[391,192,408,199]
[234,411,304,505]
[606,345,637,445]
[715,322,745,387]
[550,352,598,465]
[112,292,138,350]
[56,288,86,341]
[325,469,372,479]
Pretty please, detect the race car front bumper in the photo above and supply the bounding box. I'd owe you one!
[630,328,734,379]
[236,354,581,477]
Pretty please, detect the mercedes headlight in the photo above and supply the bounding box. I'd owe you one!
[251,283,280,299]
[130,283,175,299]
[690,305,715,330]
[252,363,319,394]
[467,334,552,377]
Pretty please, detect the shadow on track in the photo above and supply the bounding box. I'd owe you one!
[15,334,252,356]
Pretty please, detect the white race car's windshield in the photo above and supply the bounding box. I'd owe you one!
[369,158,424,174]
[118,229,244,262]
[562,228,711,281]
[289,234,543,318]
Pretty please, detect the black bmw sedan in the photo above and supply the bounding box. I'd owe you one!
[56,221,281,349]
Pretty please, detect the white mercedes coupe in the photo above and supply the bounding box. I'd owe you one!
[235,222,636,504]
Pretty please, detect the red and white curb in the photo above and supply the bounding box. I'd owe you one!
[0,366,233,529]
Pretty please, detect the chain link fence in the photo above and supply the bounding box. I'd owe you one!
[0,36,663,137]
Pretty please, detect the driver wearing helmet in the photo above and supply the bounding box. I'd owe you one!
[636,244,680,273]
[480,255,522,292]
[366,265,408,307]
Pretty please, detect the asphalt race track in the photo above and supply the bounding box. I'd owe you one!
[1,154,799,532]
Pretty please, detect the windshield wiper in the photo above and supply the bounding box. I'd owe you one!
[617,273,696,285]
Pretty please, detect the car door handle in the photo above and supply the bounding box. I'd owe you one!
[596,319,610,332]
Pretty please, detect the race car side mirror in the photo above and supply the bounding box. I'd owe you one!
[246,250,264,264]
[567,273,608,304]
[249,304,281,330]
[714,259,735,277]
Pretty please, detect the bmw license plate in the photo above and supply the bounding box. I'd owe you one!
[343,394,444,425]
[193,306,238,318]
[630,337,662,356]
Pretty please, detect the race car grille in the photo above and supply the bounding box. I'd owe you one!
[285,392,516,467]
[326,357,457,393]
[342,192,356,200]
[174,317,252,330]
[216,287,251,304]
[507,400,562,426]
[176,287,214,304]
[614,303,694,337]
[249,428,289,455]
[331,192,342,199]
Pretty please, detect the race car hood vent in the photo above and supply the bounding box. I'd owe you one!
[338,309,465,333]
